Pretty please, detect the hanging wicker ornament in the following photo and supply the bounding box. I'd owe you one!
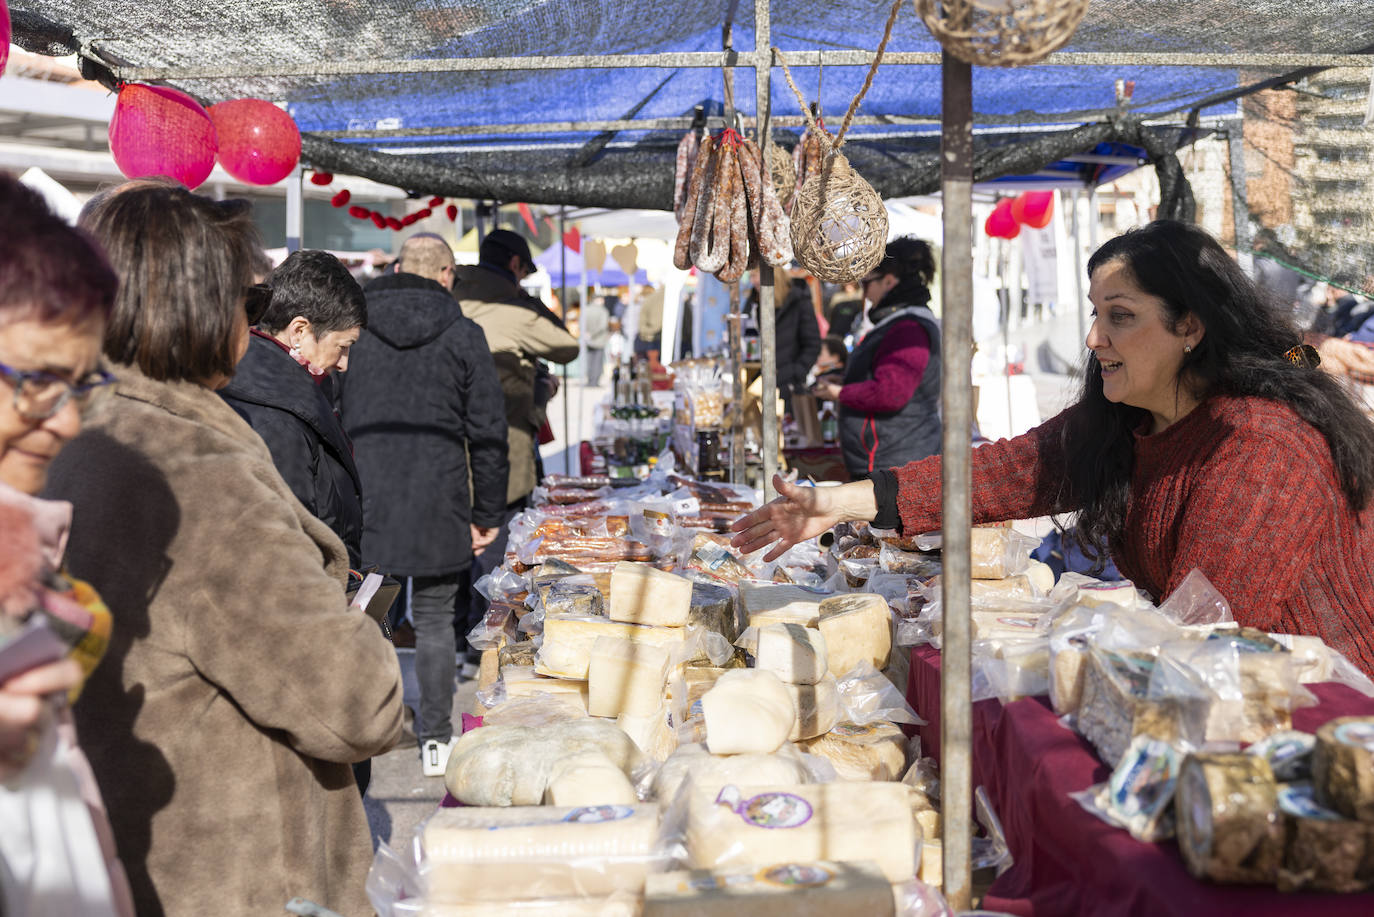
[769,142,796,214]
[913,0,1090,68]
[774,0,901,283]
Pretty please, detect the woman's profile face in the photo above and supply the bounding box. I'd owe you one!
[1086,258,1201,432]
[299,324,362,375]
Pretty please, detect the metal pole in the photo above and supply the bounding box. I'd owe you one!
[939,50,974,913]
[559,207,571,473]
[285,165,303,253]
[1071,189,1086,350]
[1226,117,1253,270]
[729,287,746,484]
[755,0,778,501]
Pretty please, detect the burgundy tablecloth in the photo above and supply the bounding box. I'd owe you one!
[907,645,1374,916]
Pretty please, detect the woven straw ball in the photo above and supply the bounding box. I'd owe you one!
[790,152,888,284]
[915,0,1090,68]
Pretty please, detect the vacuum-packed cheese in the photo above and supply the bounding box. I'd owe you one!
[701,669,796,755]
[650,742,810,803]
[1025,559,1054,594]
[422,898,640,917]
[1075,580,1139,608]
[799,721,907,781]
[1175,752,1283,884]
[1313,717,1374,822]
[818,593,891,677]
[740,582,828,628]
[500,666,590,713]
[1275,782,1372,893]
[970,611,1043,641]
[689,580,740,644]
[544,750,640,807]
[421,803,660,901]
[537,614,686,680]
[686,782,920,883]
[784,674,840,741]
[643,860,894,916]
[617,704,678,762]
[609,562,692,626]
[756,623,828,684]
[589,636,671,718]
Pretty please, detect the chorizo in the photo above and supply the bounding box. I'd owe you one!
[757,145,794,266]
[698,135,734,274]
[673,129,700,221]
[685,138,718,270]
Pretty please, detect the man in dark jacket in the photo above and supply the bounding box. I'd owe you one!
[335,233,509,778]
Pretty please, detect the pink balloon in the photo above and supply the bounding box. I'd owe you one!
[985,198,1020,239]
[0,1,10,77]
[109,84,218,189]
[209,98,302,185]
[1011,191,1055,229]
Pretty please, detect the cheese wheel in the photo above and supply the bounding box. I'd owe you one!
[701,669,796,755]
[784,674,840,741]
[1275,782,1372,893]
[818,593,891,677]
[643,860,894,916]
[799,721,907,781]
[686,782,920,882]
[609,562,692,626]
[422,803,659,901]
[1175,752,1283,884]
[1313,717,1374,822]
[756,623,828,685]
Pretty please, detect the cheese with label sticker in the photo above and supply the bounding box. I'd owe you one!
[650,742,811,802]
[756,623,828,684]
[784,674,840,741]
[818,593,891,677]
[543,750,639,807]
[421,803,659,901]
[701,669,796,755]
[799,721,907,781]
[740,582,828,628]
[536,614,686,680]
[970,611,1043,641]
[609,562,693,626]
[589,636,671,718]
[686,782,919,882]
[1076,580,1139,608]
[643,860,894,916]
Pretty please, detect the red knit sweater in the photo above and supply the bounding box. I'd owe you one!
[892,395,1374,677]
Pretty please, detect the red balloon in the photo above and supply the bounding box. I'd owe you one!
[109,84,217,190]
[1,1,11,78]
[209,98,301,186]
[331,189,351,208]
[984,198,1020,239]
[1010,191,1055,230]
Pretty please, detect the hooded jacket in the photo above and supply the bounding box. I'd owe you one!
[220,333,365,567]
[336,272,509,576]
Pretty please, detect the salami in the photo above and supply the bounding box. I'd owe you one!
[674,129,700,222]
[757,147,794,267]
[699,135,735,274]
[738,139,766,240]
[721,141,750,282]
[684,138,717,271]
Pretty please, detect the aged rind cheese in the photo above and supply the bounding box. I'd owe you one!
[686,782,920,883]
[818,593,891,677]
[755,623,828,685]
[689,581,740,644]
[649,742,810,803]
[1076,650,1206,767]
[421,803,660,901]
[1275,782,1372,893]
[701,669,797,755]
[589,636,671,718]
[543,750,640,807]
[444,718,646,806]
[799,721,907,781]
[784,674,840,741]
[643,860,894,916]
[609,562,693,626]
[537,613,686,680]
[739,581,829,628]
[1175,752,1283,884]
[1313,717,1374,823]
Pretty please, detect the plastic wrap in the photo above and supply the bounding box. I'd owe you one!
[878,541,942,577]
[482,694,589,727]
[835,661,923,726]
[1271,634,1374,697]
[681,533,753,584]
[536,613,689,680]
[1175,752,1283,885]
[1247,730,1316,782]
[645,742,815,803]
[906,527,1038,579]
[1155,568,1234,626]
[466,602,521,651]
[818,592,894,678]
[643,860,896,915]
[798,720,908,781]
[970,636,1050,703]
[1312,716,1374,822]
[536,578,606,618]
[1071,734,1187,842]
[1076,647,1209,767]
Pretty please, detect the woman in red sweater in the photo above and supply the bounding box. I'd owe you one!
[733,220,1374,677]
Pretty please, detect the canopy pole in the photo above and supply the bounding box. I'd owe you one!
[559,207,571,474]
[939,49,975,913]
[285,164,303,253]
[1071,188,1086,351]
[1225,117,1252,270]
[755,0,778,500]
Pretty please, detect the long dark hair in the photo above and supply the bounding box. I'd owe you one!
[872,236,936,319]
[1062,220,1374,560]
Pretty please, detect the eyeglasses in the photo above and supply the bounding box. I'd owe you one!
[0,360,117,420]
[244,283,273,325]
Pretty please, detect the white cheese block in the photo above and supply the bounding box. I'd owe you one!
[1026,559,1055,594]
[784,674,840,741]
[701,669,797,755]
[643,860,894,916]
[918,840,943,888]
[589,636,671,718]
[970,611,1043,641]
[756,623,828,685]
[1075,580,1139,608]
[739,581,828,628]
[609,562,693,626]
[799,721,907,781]
[537,613,687,680]
[818,594,892,677]
[499,666,590,713]
[421,803,659,901]
[422,898,639,917]
[650,742,811,803]
[686,781,919,882]
[914,807,941,840]
[617,704,678,762]
[543,750,639,807]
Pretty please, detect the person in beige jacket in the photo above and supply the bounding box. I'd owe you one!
[44,185,404,917]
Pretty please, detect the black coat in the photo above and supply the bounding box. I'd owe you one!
[751,278,822,397]
[335,272,509,577]
[221,332,365,567]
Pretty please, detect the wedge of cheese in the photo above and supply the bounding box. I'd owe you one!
[537,613,687,680]
[818,593,891,677]
[609,562,692,626]
[589,636,671,718]
[756,623,828,685]
[740,581,829,628]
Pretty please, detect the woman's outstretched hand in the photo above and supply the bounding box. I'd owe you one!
[730,474,877,562]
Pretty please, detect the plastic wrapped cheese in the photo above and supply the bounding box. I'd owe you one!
[970,526,1033,579]
[756,623,828,685]
[1275,782,1372,893]
[1175,752,1283,884]
[643,860,894,916]
[589,636,671,718]
[544,751,640,807]
[689,580,740,644]
[701,669,796,755]
[421,803,660,901]
[799,721,907,781]
[537,614,687,680]
[609,562,692,626]
[500,666,590,713]
[686,782,921,882]
[649,742,811,803]
[818,594,892,678]
[1076,649,1206,767]
[739,582,828,628]
[784,674,840,741]
[1313,717,1374,822]
[617,703,678,762]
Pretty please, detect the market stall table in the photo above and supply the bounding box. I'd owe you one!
[906,644,1374,916]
